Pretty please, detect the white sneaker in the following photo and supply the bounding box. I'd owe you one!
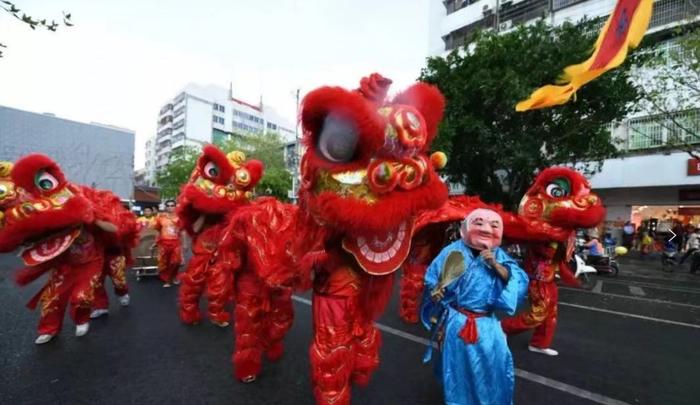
[35,334,54,344]
[528,345,559,356]
[163,283,172,288]
[90,309,109,319]
[213,321,230,328]
[75,323,90,337]
[119,294,130,306]
[173,279,181,285]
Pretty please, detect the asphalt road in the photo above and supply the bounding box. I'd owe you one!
[1,253,699,405]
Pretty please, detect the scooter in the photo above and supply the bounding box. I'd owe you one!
[661,249,679,273]
[570,253,598,290]
[576,238,620,277]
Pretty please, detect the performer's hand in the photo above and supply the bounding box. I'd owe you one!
[95,220,118,233]
[480,249,498,268]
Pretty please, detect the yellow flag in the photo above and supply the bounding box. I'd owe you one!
[516,0,653,112]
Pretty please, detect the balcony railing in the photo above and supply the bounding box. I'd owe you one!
[649,0,700,29]
[499,0,548,26]
[626,109,700,151]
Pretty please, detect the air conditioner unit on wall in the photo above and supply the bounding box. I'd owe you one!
[482,4,492,15]
[499,20,513,31]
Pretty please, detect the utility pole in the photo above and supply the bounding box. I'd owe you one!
[293,88,301,203]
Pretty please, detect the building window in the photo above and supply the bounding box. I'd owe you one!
[173,119,185,130]
[628,109,700,150]
[213,103,225,112]
[213,116,225,125]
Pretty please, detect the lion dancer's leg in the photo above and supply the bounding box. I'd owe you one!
[92,254,130,318]
[529,283,558,350]
[399,262,426,324]
[501,280,559,355]
[310,267,363,405]
[232,269,266,382]
[158,240,181,285]
[34,265,73,342]
[205,261,233,326]
[264,285,293,362]
[178,254,208,324]
[69,256,105,337]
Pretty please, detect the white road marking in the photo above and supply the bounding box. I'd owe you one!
[603,279,700,295]
[291,295,631,405]
[629,286,646,296]
[592,280,603,293]
[559,302,700,329]
[560,286,700,309]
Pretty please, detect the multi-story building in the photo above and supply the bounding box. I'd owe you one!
[144,83,295,185]
[429,0,700,233]
[0,105,135,199]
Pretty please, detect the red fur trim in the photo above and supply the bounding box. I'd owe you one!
[198,145,235,183]
[244,159,264,187]
[10,154,66,193]
[301,86,386,170]
[15,264,50,286]
[391,82,445,148]
[358,273,394,321]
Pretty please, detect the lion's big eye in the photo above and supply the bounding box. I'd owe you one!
[35,171,59,192]
[203,162,220,179]
[545,178,571,198]
[317,114,358,163]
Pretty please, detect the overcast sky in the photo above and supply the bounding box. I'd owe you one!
[0,0,432,168]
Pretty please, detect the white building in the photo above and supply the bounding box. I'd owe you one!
[144,83,295,185]
[429,0,700,230]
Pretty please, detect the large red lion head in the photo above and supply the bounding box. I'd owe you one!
[0,154,93,258]
[518,167,606,230]
[299,73,448,274]
[177,145,263,234]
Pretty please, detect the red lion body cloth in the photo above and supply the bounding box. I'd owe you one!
[176,145,263,327]
[500,167,605,354]
[293,74,448,404]
[0,155,138,344]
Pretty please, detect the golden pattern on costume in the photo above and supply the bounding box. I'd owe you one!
[39,272,63,317]
[76,273,102,308]
[109,256,127,289]
[521,286,552,325]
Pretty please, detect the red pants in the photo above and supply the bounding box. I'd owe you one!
[501,280,558,348]
[178,253,233,324]
[157,239,182,283]
[232,269,294,381]
[310,267,383,405]
[93,255,129,311]
[32,258,104,336]
[399,263,426,324]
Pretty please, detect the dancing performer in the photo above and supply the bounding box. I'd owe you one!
[501,167,605,355]
[154,199,183,287]
[176,145,263,327]
[0,154,138,344]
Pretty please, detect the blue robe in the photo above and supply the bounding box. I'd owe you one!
[421,240,528,405]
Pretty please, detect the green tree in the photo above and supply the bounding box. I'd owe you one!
[216,131,292,201]
[156,146,199,199]
[631,27,700,158]
[1,1,73,58]
[420,19,640,209]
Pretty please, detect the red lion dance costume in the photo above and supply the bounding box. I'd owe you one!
[0,154,138,344]
[500,167,605,355]
[176,145,263,327]
[294,73,448,404]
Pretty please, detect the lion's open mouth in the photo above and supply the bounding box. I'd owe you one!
[20,227,81,266]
